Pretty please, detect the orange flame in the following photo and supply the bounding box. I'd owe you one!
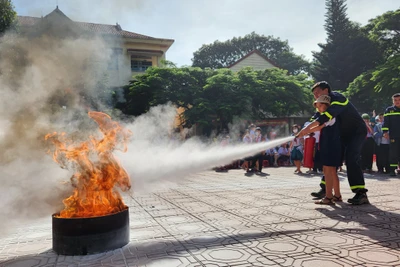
[45,112,132,218]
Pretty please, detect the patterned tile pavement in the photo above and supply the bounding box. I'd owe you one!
[1,167,400,266]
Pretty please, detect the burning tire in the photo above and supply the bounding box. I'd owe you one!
[52,207,129,255]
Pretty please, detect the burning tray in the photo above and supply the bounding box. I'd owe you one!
[52,206,129,255]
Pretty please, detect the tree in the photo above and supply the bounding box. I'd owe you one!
[311,0,381,91]
[0,0,16,35]
[192,32,310,75]
[236,67,313,118]
[366,9,400,58]
[312,0,352,89]
[347,71,386,113]
[347,9,400,111]
[117,66,313,135]
[117,66,213,118]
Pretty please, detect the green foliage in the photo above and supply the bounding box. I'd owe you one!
[324,0,351,42]
[236,68,313,118]
[371,55,400,94]
[116,66,313,134]
[366,9,400,58]
[159,59,178,68]
[192,32,310,75]
[347,9,400,112]
[347,71,387,113]
[0,0,16,34]
[312,0,381,91]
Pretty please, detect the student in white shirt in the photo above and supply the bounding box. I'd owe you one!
[290,124,304,174]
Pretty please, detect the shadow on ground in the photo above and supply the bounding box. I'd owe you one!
[0,227,313,267]
[316,203,400,245]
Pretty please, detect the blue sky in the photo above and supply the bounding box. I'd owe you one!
[13,0,399,66]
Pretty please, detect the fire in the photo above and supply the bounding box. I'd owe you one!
[45,111,132,218]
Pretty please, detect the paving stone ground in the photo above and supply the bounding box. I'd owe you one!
[1,166,400,267]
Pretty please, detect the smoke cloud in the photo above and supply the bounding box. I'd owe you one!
[0,23,114,234]
[0,7,293,236]
[118,107,294,192]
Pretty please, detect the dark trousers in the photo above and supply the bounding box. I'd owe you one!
[278,155,290,164]
[263,154,275,167]
[313,143,322,172]
[361,137,375,170]
[320,131,367,193]
[376,143,390,172]
[389,138,400,170]
[251,153,264,171]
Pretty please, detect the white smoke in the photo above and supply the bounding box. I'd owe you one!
[117,104,293,192]
[0,6,294,236]
[0,27,114,235]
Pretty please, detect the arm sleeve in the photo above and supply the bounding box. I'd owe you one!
[309,111,320,121]
[382,109,390,132]
[373,125,383,138]
[316,93,349,124]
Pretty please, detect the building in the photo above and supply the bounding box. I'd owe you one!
[17,7,174,87]
[227,50,310,136]
[227,50,278,72]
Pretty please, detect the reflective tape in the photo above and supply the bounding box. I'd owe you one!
[382,127,389,131]
[331,99,349,106]
[324,111,333,120]
[384,112,400,116]
[350,185,365,190]
[320,180,326,185]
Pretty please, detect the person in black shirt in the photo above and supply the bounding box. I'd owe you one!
[382,93,400,176]
[298,81,369,205]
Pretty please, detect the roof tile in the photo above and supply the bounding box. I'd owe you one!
[17,15,172,41]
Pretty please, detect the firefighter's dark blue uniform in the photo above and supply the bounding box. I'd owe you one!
[382,105,400,172]
[314,91,368,193]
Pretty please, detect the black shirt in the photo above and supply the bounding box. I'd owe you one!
[316,91,366,137]
[382,105,400,138]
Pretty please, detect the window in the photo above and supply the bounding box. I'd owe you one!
[131,60,152,72]
[131,55,152,72]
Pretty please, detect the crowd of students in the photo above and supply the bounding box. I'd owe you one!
[239,124,295,174]
[238,117,327,175]
[360,112,393,175]
[217,81,400,207]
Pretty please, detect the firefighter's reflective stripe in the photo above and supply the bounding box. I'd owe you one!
[320,180,326,185]
[320,98,348,121]
[382,127,389,131]
[390,164,398,167]
[350,185,366,190]
[331,99,349,106]
[324,111,333,120]
[384,112,400,116]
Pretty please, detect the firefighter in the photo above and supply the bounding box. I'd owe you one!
[382,93,400,177]
[297,81,369,205]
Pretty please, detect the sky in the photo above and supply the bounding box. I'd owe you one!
[13,0,400,66]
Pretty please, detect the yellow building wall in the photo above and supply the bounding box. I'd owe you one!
[106,39,171,87]
[229,53,277,72]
